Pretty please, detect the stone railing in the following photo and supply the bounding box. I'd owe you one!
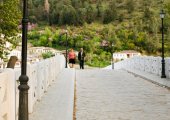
[0,69,15,120]
[114,56,170,79]
[0,54,66,120]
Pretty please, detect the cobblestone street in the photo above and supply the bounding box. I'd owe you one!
[75,69,170,120]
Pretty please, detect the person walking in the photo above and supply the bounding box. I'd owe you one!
[68,48,76,68]
[78,48,85,69]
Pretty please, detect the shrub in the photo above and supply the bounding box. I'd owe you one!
[42,51,54,59]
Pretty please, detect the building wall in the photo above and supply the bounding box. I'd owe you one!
[8,50,21,60]
[113,52,141,61]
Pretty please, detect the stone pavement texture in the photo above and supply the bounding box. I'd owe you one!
[125,68,170,88]
[75,69,170,120]
[105,65,170,88]
[29,68,75,120]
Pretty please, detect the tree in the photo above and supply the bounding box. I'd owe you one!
[96,0,102,17]
[44,0,50,23]
[0,0,21,59]
[126,0,135,13]
[85,4,95,24]
[59,5,77,25]
[102,1,117,24]
[76,8,86,25]
[103,9,114,24]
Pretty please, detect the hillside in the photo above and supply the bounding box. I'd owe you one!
[27,0,170,67]
[28,0,169,25]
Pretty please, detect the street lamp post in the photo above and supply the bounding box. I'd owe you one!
[111,52,114,69]
[65,31,68,68]
[18,0,29,119]
[111,43,114,69]
[160,9,166,78]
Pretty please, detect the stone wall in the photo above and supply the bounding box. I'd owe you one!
[0,54,66,120]
[114,56,170,79]
[0,69,15,120]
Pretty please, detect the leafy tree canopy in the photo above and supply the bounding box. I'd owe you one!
[0,0,21,59]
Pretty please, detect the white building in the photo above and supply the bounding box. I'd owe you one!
[28,47,58,55]
[7,47,58,60]
[7,49,21,60]
[113,50,141,61]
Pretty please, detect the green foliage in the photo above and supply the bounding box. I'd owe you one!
[59,5,77,25]
[28,27,54,47]
[103,9,114,24]
[126,0,135,13]
[42,51,54,59]
[86,51,111,67]
[27,0,170,66]
[0,0,21,59]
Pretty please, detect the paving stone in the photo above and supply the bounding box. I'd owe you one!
[76,69,170,120]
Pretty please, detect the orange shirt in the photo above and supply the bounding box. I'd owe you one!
[68,52,76,59]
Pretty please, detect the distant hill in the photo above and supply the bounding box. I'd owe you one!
[27,0,170,67]
[28,0,169,25]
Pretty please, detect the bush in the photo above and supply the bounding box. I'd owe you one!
[42,52,54,59]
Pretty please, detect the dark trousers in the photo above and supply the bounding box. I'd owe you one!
[79,60,84,69]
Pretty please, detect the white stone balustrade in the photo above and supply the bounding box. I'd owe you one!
[0,54,66,120]
[0,69,15,120]
[165,58,170,78]
[114,56,170,79]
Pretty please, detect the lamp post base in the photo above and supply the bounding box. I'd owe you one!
[161,60,166,78]
[161,75,166,78]
[112,63,114,69]
[65,57,67,68]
